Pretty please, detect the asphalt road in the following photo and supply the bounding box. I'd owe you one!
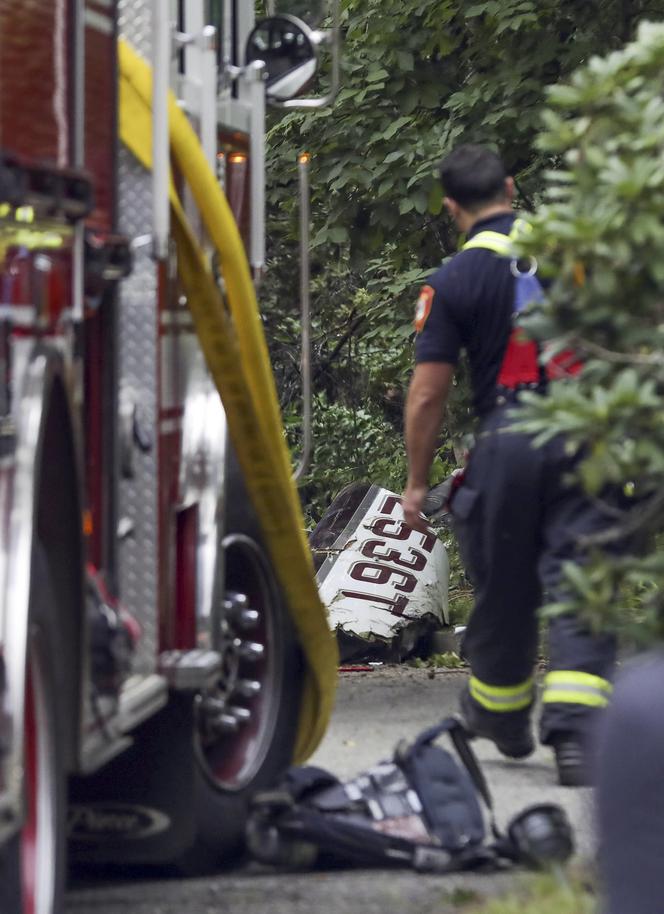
[66,667,594,914]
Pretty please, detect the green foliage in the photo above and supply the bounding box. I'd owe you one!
[461,872,594,914]
[291,395,410,525]
[410,651,465,670]
[439,529,475,624]
[268,0,648,262]
[513,21,664,638]
[260,1,651,523]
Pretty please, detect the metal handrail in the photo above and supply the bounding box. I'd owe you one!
[199,26,219,172]
[293,152,312,481]
[246,60,267,277]
[151,0,170,261]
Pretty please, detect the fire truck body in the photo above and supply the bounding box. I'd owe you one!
[0,2,338,911]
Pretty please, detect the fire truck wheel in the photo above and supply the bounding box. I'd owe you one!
[181,535,302,869]
[0,550,67,914]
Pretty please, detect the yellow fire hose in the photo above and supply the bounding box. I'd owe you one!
[118,39,338,762]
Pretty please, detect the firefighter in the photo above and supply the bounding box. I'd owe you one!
[402,144,615,786]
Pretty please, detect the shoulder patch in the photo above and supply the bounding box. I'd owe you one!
[414,285,434,333]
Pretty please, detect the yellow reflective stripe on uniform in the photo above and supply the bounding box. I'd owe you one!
[469,675,534,712]
[544,671,612,692]
[541,690,609,708]
[462,219,533,256]
[462,231,514,256]
[542,671,612,708]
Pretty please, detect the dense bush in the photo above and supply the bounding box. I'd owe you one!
[514,21,664,641]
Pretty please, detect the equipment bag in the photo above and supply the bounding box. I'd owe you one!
[247,716,573,873]
[463,219,581,386]
[462,217,545,314]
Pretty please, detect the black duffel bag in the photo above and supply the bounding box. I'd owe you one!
[247,717,573,873]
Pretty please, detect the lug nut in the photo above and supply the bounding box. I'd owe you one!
[200,696,225,715]
[229,706,251,724]
[233,639,264,661]
[238,608,260,629]
[223,592,248,614]
[235,679,261,698]
[211,713,240,733]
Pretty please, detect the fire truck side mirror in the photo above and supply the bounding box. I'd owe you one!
[245,15,320,103]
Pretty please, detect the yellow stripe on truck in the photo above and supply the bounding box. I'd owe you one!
[118,38,338,763]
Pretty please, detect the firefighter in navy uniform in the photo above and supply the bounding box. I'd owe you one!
[402,144,616,787]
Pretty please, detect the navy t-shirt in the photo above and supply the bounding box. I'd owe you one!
[414,212,516,417]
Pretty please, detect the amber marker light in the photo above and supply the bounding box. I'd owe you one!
[228,152,247,164]
[82,510,93,537]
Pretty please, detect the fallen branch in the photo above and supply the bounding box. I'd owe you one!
[576,337,664,367]
[578,489,664,547]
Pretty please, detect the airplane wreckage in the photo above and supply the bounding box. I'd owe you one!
[311,479,460,662]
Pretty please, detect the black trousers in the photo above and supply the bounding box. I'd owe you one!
[450,404,616,742]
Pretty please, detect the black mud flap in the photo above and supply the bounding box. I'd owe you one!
[68,694,197,866]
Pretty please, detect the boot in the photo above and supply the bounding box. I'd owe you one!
[459,687,535,760]
[552,732,592,787]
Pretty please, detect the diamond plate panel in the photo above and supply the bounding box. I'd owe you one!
[117,0,152,58]
[116,142,159,673]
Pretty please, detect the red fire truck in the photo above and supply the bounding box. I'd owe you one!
[0,2,339,911]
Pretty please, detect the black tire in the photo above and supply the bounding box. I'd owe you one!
[0,549,67,914]
[176,535,302,870]
[178,442,304,869]
[174,445,303,874]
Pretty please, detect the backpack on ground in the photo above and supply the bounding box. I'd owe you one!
[246,716,573,873]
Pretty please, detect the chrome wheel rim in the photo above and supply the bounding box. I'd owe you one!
[196,536,283,791]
